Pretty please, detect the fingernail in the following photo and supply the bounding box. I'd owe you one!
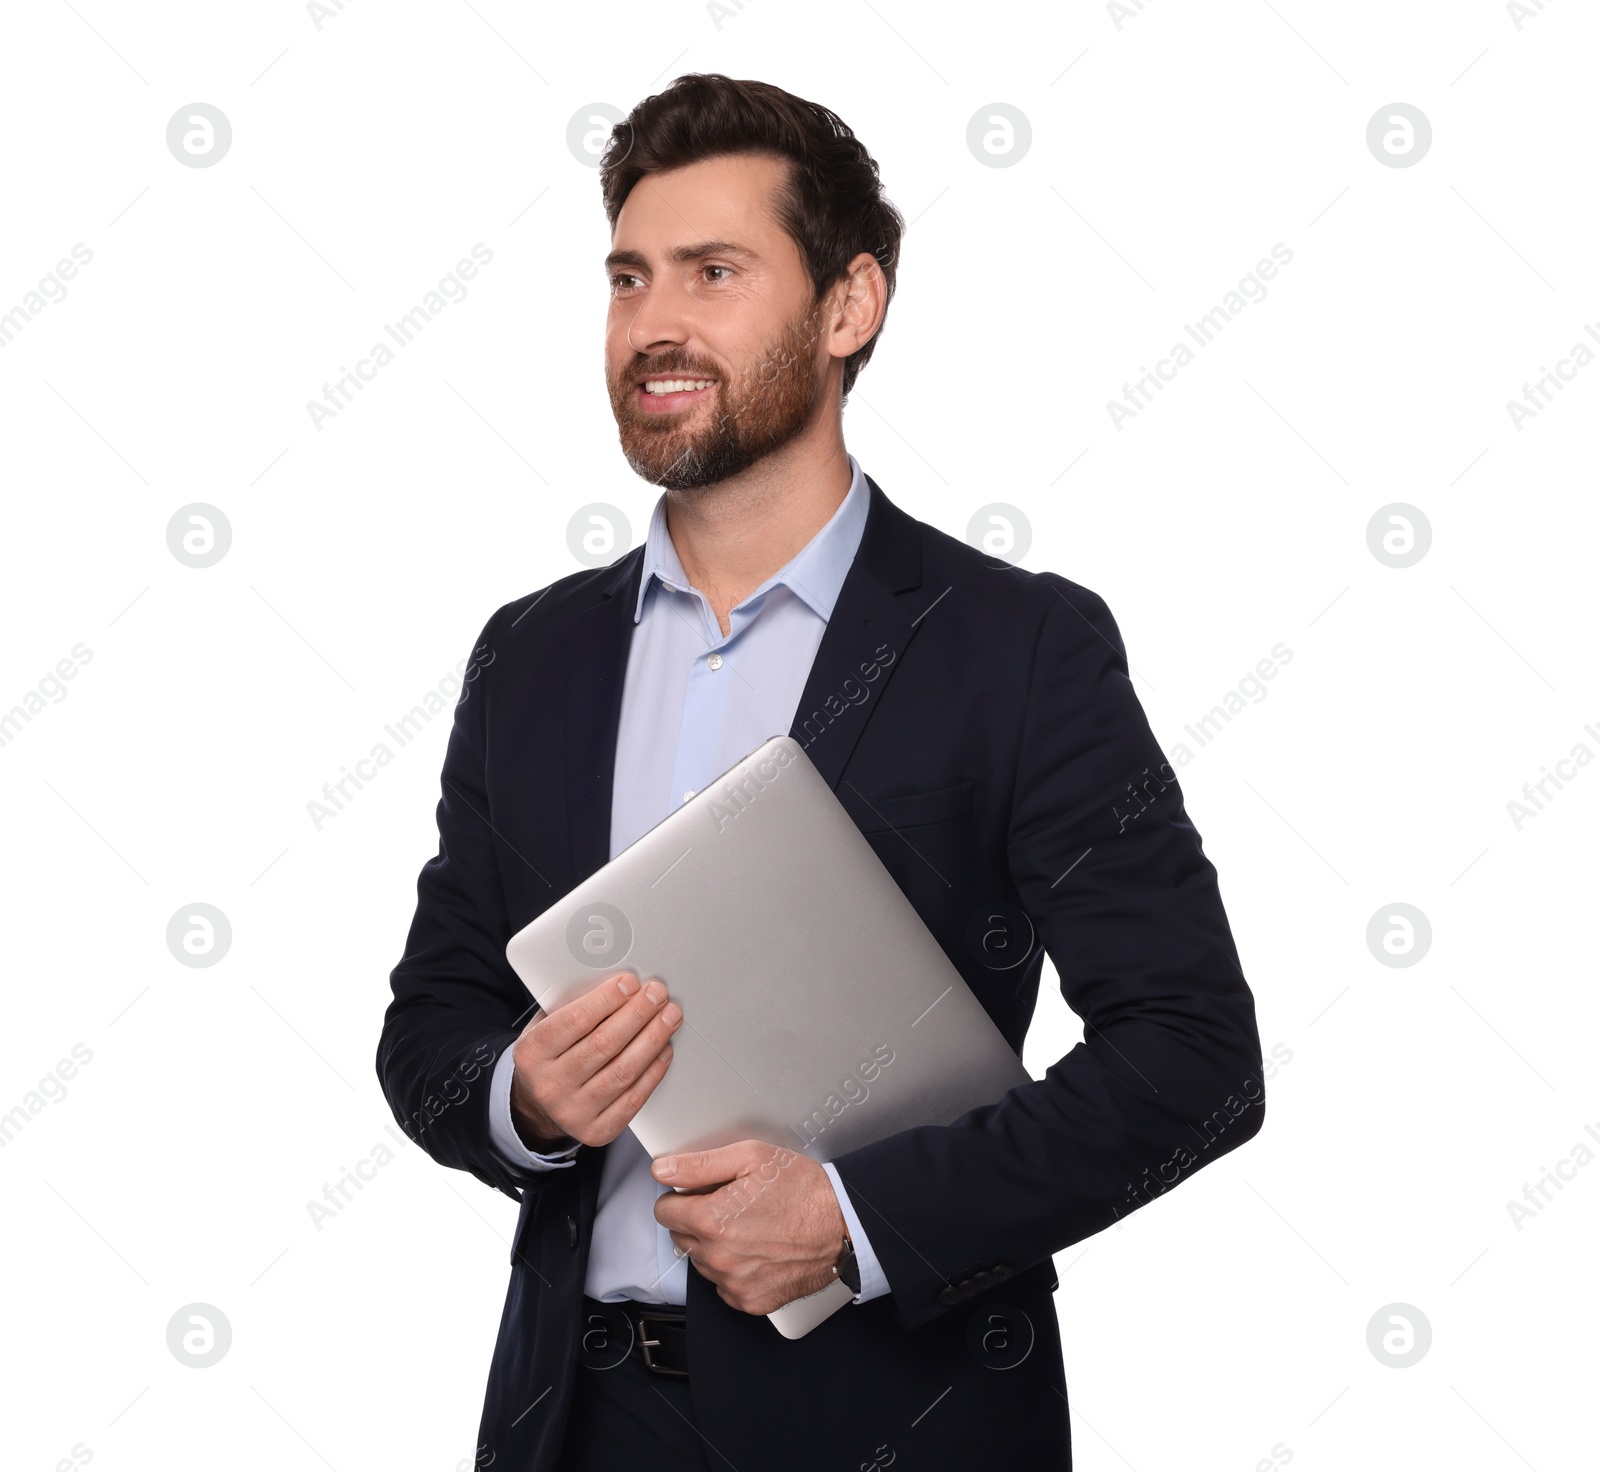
[662,1004,682,1027]
[654,1156,677,1179]
[617,974,639,996]
[645,981,667,1005]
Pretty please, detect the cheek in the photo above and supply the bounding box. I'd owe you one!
[604,337,636,388]
[606,311,640,357]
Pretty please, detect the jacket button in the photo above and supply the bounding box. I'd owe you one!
[567,1214,578,1248]
[958,1277,977,1298]
[972,1269,993,1291]
[992,1263,1012,1283]
[938,1285,961,1306]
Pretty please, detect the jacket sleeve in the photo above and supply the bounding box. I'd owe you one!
[375,605,568,1204]
[830,577,1265,1329]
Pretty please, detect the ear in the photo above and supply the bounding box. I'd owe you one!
[826,251,888,362]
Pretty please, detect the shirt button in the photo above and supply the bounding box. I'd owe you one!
[682,790,696,803]
[707,652,723,671]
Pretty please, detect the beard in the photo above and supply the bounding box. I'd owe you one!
[607,297,825,492]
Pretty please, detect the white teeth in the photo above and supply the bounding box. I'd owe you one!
[643,379,713,395]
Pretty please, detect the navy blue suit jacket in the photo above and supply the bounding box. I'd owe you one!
[377,474,1264,1470]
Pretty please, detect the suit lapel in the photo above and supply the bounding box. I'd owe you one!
[562,473,928,886]
[564,549,645,886]
[786,474,927,791]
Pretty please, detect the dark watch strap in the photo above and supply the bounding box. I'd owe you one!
[834,1235,861,1294]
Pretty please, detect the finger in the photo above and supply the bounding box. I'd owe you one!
[578,1000,682,1114]
[652,1139,763,1190]
[653,1188,697,1236]
[586,1043,674,1139]
[568,982,676,1086]
[528,972,642,1057]
[653,1186,723,1240]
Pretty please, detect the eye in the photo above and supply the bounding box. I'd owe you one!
[609,272,640,293]
[703,264,733,283]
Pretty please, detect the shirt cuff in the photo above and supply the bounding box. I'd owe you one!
[488,1046,580,1170]
[821,1161,889,1303]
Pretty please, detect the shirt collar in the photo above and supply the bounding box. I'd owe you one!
[631,454,870,625]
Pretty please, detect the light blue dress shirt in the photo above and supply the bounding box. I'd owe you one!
[487,454,889,1307]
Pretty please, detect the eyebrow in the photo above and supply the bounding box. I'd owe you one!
[603,240,757,272]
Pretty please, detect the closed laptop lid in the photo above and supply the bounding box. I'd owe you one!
[504,735,1030,1164]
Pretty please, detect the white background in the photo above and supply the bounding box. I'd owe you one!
[2,2,1595,1468]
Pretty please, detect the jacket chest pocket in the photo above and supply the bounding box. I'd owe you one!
[845,779,975,835]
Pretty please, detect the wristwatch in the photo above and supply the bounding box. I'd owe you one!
[833,1232,861,1295]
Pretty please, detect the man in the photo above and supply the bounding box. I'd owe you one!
[378,73,1264,1471]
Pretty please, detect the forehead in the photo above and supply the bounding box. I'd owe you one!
[609,152,798,263]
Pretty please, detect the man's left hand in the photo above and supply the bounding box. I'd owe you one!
[652,1140,846,1315]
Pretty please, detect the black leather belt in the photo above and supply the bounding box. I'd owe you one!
[580,1295,689,1377]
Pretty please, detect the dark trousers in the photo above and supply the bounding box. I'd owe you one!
[555,1303,717,1472]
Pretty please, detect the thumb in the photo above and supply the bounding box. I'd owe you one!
[652,1141,756,1189]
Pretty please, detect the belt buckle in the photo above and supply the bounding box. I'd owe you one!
[635,1312,688,1378]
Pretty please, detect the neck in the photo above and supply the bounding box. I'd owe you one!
[663,416,852,636]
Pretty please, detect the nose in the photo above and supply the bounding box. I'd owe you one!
[619,276,691,359]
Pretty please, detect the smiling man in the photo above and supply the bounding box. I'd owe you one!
[379,73,1264,1472]
[604,173,835,501]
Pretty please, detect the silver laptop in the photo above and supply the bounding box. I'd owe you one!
[504,734,1030,1338]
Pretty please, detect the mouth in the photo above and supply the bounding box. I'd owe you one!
[636,376,717,414]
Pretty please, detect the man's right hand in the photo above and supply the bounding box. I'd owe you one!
[509,972,682,1151]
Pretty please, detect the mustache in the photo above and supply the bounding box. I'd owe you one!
[620,355,720,380]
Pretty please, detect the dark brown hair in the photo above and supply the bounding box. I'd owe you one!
[599,74,904,401]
